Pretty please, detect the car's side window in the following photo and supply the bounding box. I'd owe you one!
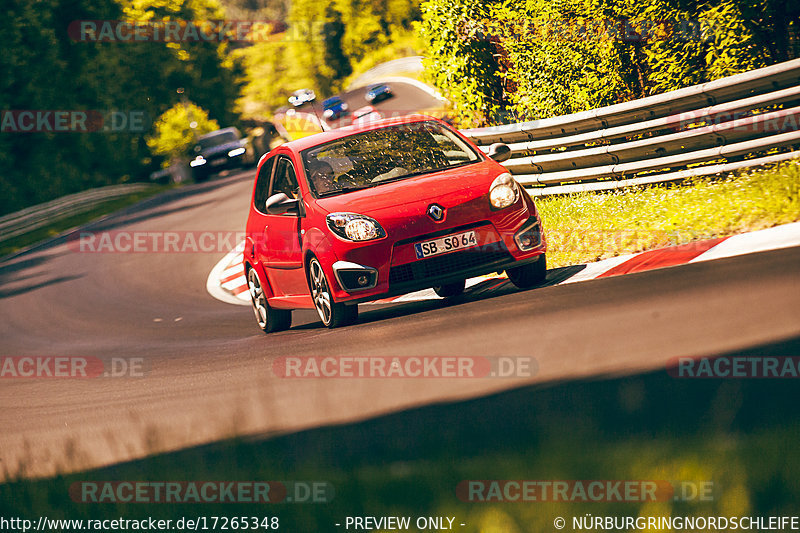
[270,156,300,200]
[253,156,275,214]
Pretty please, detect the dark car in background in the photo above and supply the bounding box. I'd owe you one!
[365,83,393,103]
[189,127,253,181]
[322,96,349,120]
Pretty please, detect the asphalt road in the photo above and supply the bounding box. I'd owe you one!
[1,171,799,478]
[285,78,446,132]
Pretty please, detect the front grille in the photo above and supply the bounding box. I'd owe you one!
[389,247,513,286]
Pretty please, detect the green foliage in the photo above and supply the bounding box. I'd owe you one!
[416,0,504,127]
[489,0,645,120]
[234,0,422,121]
[417,0,800,123]
[0,0,244,216]
[332,0,420,64]
[146,102,220,164]
[234,39,291,120]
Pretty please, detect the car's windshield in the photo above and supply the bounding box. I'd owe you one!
[302,121,481,197]
[323,97,341,108]
[196,130,239,149]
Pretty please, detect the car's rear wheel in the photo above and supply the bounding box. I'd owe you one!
[507,253,547,289]
[308,257,358,328]
[434,280,466,298]
[248,268,291,333]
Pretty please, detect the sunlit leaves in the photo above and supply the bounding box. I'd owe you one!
[417,0,797,123]
[146,102,220,163]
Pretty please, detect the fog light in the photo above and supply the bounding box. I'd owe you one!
[333,261,379,291]
[514,219,542,251]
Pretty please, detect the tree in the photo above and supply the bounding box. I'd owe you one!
[146,102,220,164]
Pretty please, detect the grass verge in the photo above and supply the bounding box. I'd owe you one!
[536,160,800,268]
[0,185,171,258]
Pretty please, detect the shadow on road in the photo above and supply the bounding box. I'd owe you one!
[0,274,84,299]
[3,335,799,529]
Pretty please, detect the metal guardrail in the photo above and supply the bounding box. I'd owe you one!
[4,60,799,241]
[461,58,800,194]
[0,183,151,242]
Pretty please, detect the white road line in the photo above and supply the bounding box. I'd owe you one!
[206,242,250,306]
[375,77,447,101]
[560,253,639,284]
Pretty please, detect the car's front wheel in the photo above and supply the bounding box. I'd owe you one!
[248,268,292,333]
[308,257,358,328]
[507,253,547,289]
[434,280,466,298]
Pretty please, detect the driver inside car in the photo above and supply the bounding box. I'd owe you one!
[307,160,339,195]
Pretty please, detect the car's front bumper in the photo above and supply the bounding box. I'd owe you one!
[326,213,546,304]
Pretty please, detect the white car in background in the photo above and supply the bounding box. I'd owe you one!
[289,89,316,107]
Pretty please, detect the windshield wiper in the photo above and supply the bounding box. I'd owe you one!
[317,184,373,197]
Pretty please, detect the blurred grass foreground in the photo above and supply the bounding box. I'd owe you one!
[2,337,799,532]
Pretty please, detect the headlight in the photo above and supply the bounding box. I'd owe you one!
[326,213,386,242]
[190,157,206,167]
[228,147,246,157]
[489,173,519,209]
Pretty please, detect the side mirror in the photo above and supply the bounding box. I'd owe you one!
[265,193,299,215]
[487,143,511,163]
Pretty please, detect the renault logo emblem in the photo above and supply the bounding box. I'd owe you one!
[427,204,445,221]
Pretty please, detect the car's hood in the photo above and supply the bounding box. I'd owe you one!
[314,160,505,220]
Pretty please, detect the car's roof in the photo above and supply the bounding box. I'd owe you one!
[323,96,342,104]
[198,126,238,139]
[280,114,442,152]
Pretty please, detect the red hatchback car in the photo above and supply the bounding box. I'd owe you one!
[243,115,546,332]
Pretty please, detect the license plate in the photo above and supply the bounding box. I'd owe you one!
[414,230,478,259]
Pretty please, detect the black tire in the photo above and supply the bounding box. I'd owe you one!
[247,268,291,333]
[308,257,358,328]
[507,253,547,289]
[433,280,466,298]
